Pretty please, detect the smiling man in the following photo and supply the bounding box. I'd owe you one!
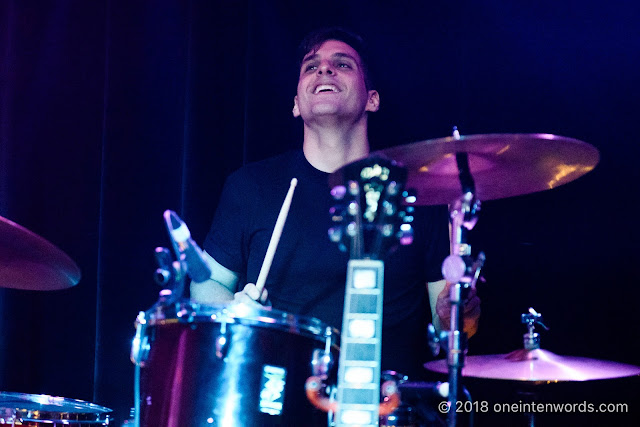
[191,28,480,379]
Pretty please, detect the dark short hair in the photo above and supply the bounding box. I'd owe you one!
[297,27,373,90]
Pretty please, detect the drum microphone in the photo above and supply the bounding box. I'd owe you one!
[163,210,212,283]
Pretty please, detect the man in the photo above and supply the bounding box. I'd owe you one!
[191,28,480,378]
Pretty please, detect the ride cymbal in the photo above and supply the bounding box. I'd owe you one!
[373,133,600,205]
[0,216,81,290]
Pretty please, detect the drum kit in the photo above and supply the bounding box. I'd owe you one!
[0,217,111,425]
[2,132,639,426]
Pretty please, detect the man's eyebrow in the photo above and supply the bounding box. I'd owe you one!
[301,52,359,64]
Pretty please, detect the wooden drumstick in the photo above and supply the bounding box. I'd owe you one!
[255,178,298,295]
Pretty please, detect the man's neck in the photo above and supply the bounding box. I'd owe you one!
[302,119,370,173]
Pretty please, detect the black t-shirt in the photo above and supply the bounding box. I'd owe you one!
[204,150,449,378]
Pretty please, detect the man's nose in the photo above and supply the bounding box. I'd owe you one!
[317,62,334,75]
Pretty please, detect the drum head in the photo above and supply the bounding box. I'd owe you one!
[146,301,340,346]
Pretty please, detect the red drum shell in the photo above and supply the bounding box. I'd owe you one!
[137,303,339,427]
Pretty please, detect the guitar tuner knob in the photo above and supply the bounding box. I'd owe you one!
[347,201,359,216]
[382,224,394,237]
[402,189,417,204]
[347,180,360,196]
[329,205,345,222]
[386,181,399,196]
[328,227,342,243]
[383,201,395,216]
[399,223,413,245]
[346,222,358,237]
[330,185,346,200]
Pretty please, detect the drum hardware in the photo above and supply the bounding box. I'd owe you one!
[424,307,640,382]
[416,127,484,427]
[0,215,81,290]
[311,327,336,379]
[427,308,640,427]
[132,301,340,426]
[0,391,111,426]
[373,129,602,426]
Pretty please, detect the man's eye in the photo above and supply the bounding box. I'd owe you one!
[305,64,317,72]
[338,63,352,68]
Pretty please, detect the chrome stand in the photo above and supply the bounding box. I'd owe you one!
[428,129,485,427]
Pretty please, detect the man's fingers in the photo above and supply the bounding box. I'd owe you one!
[237,283,269,305]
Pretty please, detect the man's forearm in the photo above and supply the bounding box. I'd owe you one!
[190,279,235,304]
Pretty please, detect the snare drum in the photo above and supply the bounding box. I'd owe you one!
[0,392,111,426]
[132,302,339,427]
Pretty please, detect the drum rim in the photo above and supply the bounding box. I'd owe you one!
[0,391,111,422]
[143,301,340,343]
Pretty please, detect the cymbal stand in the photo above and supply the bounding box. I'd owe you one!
[430,136,485,427]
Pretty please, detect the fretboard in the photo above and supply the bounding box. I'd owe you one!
[335,258,384,426]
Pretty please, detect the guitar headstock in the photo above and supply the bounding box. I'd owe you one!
[328,156,415,260]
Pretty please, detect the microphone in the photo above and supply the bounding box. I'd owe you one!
[163,210,212,283]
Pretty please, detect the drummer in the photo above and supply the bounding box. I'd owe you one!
[191,27,480,379]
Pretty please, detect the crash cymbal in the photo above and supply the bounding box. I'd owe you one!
[372,134,600,205]
[424,349,640,382]
[0,215,81,290]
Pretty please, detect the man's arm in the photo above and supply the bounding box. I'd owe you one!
[190,250,238,304]
[427,279,447,332]
[190,250,269,306]
[428,279,481,338]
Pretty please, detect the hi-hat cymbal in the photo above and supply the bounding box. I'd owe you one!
[373,134,600,205]
[0,216,81,290]
[424,349,640,382]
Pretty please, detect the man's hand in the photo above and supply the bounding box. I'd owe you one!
[435,282,481,337]
[233,283,270,307]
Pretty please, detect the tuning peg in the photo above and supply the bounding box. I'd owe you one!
[347,180,360,196]
[398,223,413,245]
[329,204,345,223]
[346,222,358,237]
[383,201,395,216]
[402,188,417,204]
[386,181,399,196]
[347,201,359,216]
[331,185,346,200]
[328,226,343,243]
[382,224,394,237]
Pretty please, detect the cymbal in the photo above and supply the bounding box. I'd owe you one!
[0,216,81,290]
[424,349,640,382]
[0,391,111,422]
[373,134,600,205]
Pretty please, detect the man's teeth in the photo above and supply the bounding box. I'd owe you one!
[314,85,338,94]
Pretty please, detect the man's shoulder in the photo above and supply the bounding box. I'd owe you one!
[229,150,302,181]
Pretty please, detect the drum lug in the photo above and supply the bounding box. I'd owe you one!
[215,322,229,359]
[312,327,335,378]
[131,311,150,366]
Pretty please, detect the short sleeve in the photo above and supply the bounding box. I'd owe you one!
[203,169,257,276]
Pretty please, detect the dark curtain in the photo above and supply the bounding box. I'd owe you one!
[1,0,639,423]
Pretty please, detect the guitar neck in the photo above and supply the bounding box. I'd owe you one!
[335,259,384,427]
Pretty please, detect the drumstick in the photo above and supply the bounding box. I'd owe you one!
[255,178,298,295]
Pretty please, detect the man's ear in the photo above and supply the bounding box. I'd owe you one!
[365,90,380,112]
[292,96,300,117]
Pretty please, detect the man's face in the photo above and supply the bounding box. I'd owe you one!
[293,39,379,122]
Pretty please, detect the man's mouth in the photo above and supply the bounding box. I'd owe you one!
[314,84,339,94]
